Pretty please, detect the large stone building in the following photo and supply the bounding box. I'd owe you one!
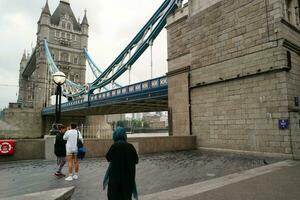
[18,0,88,108]
[1,0,89,138]
[167,0,300,157]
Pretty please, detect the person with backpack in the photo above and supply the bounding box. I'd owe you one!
[103,127,139,200]
[63,123,83,181]
[54,124,67,177]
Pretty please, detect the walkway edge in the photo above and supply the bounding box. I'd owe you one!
[0,187,75,200]
[140,160,298,200]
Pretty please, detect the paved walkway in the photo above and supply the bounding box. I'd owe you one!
[0,150,283,199]
[141,160,300,200]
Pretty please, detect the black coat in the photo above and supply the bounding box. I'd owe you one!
[106,142,138,200]
[54,133,66,157]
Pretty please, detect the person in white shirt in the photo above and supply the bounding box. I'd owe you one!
[63,123,83,181]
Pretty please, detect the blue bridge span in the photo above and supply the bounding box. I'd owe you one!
[42,76,168,116]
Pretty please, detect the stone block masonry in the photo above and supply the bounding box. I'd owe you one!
[166,0,300,156]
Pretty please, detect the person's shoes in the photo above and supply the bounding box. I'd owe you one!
[54,172,61,178]
[65,176,73,181]
[72,174,78,180]
[59,173,66,177]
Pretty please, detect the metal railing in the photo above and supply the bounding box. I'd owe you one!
[79,125,112,139]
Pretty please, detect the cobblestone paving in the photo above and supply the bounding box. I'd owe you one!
[0,150,284,200]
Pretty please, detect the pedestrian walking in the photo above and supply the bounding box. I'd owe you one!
[103,127,139,200]
[54,124,67,177]
[63,123,83,181]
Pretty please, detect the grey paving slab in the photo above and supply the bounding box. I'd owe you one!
[181,161,300,200]
[1,187,74,200]
[0,150,284,200]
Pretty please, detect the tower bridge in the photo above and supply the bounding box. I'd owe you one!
[2,0,300,158]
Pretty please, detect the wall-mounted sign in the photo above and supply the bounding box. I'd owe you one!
[278,119,289,129]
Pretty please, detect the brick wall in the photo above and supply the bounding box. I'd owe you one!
[167,0,300,155]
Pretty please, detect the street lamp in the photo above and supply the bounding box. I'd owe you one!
[53,71,66,124]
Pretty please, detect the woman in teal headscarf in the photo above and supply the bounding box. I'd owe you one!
[103,127,139,200]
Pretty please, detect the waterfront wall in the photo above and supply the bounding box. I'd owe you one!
[0,136,196,162]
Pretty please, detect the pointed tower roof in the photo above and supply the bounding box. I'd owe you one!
[21,50,27,62]
[81,9,89,26]
[42,0,51,16]
[51,0,81,31]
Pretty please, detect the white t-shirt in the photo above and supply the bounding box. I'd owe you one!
[63,129,83,154]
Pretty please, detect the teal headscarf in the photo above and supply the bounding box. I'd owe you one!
[112,127,127,142]
[103,127,138,200]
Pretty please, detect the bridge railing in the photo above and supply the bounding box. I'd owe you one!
[89,76,167,102]
[57,76,167,108]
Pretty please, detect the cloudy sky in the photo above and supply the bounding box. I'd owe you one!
[0,0,174,109]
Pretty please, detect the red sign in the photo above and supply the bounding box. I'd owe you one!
[0,140,15,155]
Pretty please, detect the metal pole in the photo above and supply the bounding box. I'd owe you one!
[55,85,59,123]
[129,67,131,85]
[150,42,153,79]
[58,84,62,123]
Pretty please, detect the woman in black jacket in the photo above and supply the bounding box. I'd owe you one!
[54,124,67,177]
[103,127,139,200]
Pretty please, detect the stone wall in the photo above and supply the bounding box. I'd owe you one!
[0,108,42,139]
[82,136,196,157]
[166,0,300,155]
[282,19,300,159]
[0,136,196,162]
[0,139,44,162]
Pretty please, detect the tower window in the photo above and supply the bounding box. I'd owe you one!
[61,52,69,62]
[285,0,300,26]
[74,57,78,64]
[62,22,66,29]
[67,23,71,30]
[75,74,80,82]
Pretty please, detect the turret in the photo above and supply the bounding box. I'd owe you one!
[20,50,27,74]
[18,50,28,102]
[38,0,51,40]
[81,9,89,49]
[81,9,89,36]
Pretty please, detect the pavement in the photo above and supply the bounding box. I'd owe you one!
[0,150,293,200]
[1,187,74,200]
[141,160,300,200]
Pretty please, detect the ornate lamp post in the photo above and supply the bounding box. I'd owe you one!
[53,71,66,124]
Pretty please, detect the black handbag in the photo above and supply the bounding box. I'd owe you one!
[77,130,83,149]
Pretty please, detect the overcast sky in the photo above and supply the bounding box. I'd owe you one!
[0,0,171,109]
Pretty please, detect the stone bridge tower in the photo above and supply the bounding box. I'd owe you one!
[18,0,88,108]
[0,0,89,139]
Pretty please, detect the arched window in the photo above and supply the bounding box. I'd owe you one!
[61,52,69,62]
[62,21,66,29]
[75,74,80,82]
[67,23,71,30]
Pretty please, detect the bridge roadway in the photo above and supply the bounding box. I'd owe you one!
[42,76,168,116]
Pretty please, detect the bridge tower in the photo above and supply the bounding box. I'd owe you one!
[0,0,90,138]
[18,0,88,108]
